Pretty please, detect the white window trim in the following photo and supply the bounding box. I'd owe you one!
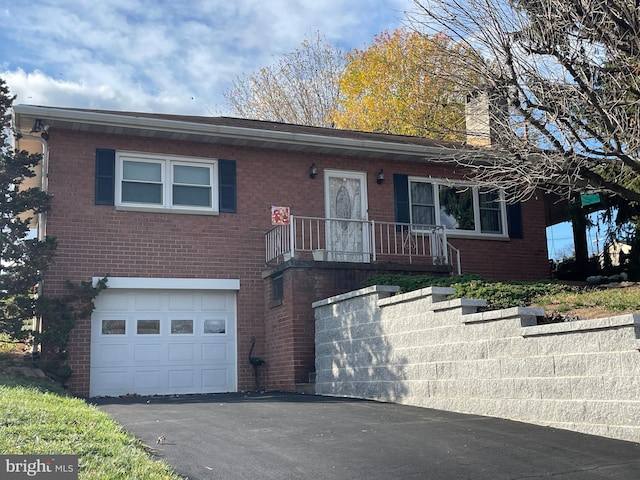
[408,176,508,239]
[93,277,241,290]
[115,151,219,215]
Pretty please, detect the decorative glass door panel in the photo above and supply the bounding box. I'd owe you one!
[324,170,369,262]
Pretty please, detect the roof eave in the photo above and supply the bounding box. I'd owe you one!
[13,105,473,160]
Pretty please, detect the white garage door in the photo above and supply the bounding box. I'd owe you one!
[90,287,237,397]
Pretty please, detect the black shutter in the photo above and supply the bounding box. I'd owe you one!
[219,159,237,213]
[95,149,115,205]
[393,174,410,226]
[507,202,523,238]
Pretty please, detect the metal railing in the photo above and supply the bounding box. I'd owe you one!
[265,215,461,274]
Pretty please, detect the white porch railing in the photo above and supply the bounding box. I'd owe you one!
[265,215,461,274]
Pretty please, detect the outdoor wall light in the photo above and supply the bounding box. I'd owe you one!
[41,124,50,141]
[309,163,318,179]
[376,169,385,184]
[31,119,50,140]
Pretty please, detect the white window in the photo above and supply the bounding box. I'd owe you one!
[171,319,194,335]
[116,152,217,213]
[101,319,126,335]
[409,177,507,237]
[204,319,226,334]
[137,319,160,335]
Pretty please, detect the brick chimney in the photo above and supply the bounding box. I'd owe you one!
[465,89,508,147]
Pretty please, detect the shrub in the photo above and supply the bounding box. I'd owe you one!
[361,274,581,310]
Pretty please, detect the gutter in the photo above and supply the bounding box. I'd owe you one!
[13,104,480,160]
[12,110,49,358]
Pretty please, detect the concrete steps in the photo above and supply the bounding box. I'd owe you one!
[294,383,316,395]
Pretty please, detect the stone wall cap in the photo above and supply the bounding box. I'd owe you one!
[522,313,640,337]
[464,306,544,323]
[432,297,487,312]
[312,285,400,308]
[379,286,456,307]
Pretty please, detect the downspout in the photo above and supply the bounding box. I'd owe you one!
[15,128,49,358]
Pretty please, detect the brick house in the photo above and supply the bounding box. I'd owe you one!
[12,105,550,397]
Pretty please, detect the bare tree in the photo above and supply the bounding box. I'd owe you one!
[224,33,344,127]
[408,0,640,206]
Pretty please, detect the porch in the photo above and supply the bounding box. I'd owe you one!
[265,216,461,275]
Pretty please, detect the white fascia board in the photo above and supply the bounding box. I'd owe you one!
[92,277,240,290]
[13,105,465,159]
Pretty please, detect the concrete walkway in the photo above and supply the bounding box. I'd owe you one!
[94,392,640,480]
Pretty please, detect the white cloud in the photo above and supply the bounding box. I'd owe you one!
[1,0,415,115]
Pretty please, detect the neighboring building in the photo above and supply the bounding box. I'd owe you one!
[599,241,632,268]
[12,105,549,397]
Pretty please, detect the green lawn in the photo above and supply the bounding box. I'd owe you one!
[0,374,184,480]
[532,284,640,317]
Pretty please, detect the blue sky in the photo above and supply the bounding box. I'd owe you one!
[549,215,608,262]
[0,0,415,115]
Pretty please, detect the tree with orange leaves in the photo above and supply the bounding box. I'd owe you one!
[332,28,479,141]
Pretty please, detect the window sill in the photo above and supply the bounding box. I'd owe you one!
[115,205,220,216]
[446,232,510,241]
[269,299,283,309]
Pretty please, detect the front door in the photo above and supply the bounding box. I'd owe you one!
[324,170,369,262]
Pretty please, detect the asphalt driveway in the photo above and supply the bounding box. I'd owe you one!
[94,392,640,480]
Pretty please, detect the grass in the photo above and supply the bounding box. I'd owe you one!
[0,375,184,480]
[532,285,640,318]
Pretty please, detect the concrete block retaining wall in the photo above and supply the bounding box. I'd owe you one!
[313,285,640,443]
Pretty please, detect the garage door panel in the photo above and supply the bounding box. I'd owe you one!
[169,294,196,311]
[134,369,164,390]
[201,343,230,361]
[168,344,195,362]
[201,368,231,389]
[168,369,196,388]
[93,369,134,394]
[134,292,165,311]
[134,344,166,363]
[93,343,131,366]
[202,292,231,311]
[91,288,237,397]
[95,293,133,311]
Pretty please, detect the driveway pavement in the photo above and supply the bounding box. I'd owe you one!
[94,392,640,480]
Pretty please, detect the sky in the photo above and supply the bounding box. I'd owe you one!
[0,0,590,260]
[0,0,415,115]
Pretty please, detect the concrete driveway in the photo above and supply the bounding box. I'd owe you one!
[94,392,640,480]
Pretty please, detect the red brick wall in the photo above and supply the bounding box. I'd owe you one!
[41,128,549,395]
[264,261,462,391]
[445,198,549,281]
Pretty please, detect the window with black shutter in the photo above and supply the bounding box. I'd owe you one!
[95,149,236,215]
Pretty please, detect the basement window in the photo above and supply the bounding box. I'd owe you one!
[271,274,283,308]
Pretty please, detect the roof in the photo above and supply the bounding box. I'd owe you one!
[12,105,492,162]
